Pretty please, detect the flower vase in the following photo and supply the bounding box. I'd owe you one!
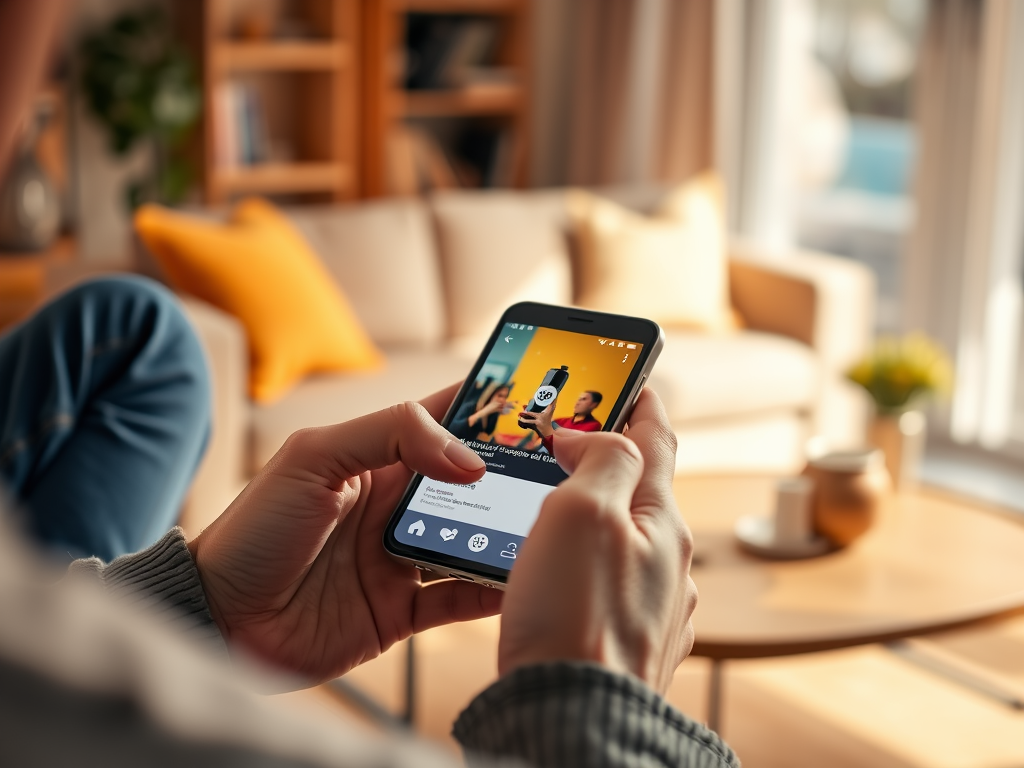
[868,410,926,490]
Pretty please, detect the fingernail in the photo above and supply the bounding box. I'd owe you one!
[444,439,486,471]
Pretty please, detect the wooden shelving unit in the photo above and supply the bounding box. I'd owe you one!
[199,0,360,204]
[361,0,530,196]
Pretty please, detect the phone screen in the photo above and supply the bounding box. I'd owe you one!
[386,316,651,579]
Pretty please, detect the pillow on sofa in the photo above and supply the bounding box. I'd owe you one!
[430,190,574,342]
[570,173,735,331]
[134,198,383,404]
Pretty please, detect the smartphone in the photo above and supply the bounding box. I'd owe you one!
[383,302,664,588]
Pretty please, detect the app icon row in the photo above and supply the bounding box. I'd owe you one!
[407,519,517,559]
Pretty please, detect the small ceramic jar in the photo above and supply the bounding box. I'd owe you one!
[804,450,890,547]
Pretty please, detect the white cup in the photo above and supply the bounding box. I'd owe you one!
[774,476,813,543]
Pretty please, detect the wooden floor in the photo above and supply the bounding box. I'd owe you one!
[281,478,1024,767]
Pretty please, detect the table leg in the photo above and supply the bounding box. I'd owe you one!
[403,633,417,725]
[886,640,1024,710]
[326,635,417,731]
[707,659,724,733]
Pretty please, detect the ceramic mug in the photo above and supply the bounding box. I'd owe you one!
[803,450,890,547]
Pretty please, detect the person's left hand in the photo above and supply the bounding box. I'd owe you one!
[187,383,502,685]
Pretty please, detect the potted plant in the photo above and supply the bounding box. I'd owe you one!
[79,5,201,209]
[847,333,952,488]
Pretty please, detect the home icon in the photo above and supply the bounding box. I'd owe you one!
[407,520,426,536]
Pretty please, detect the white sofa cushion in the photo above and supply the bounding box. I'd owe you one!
[249,347,476,472]
[285,200,446,348]
[650,330,819,423]
[430,190,573,344]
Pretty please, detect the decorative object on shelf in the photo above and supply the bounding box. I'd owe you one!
[79,6,201,209]
[404,14,501,90]
[0,102,61,252]
[847,333,952,488]
[804,450,890,547]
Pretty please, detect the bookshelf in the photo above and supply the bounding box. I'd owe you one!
[361,0,530,196]
[199,0,360,204]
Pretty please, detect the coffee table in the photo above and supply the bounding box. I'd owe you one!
[679,476,1024,731]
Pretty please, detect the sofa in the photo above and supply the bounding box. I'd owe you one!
[132,186,875,535]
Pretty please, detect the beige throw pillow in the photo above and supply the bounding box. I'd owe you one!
[570,173,735,331]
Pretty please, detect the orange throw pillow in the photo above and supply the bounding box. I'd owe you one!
[135,198,383,403]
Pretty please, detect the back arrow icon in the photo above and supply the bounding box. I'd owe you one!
[504,335,513,343]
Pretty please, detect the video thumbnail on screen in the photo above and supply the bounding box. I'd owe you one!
[448,323,643,483]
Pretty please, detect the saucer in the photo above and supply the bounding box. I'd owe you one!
[734,516,833,560]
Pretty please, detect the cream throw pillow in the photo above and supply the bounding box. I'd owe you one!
[570,173,735,331]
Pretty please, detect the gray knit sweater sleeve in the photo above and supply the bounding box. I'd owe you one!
[68,526,226,653]
[454,662,740,768]
[54,530,737,768]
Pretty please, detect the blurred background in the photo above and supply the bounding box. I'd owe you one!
[5,0,1023,498]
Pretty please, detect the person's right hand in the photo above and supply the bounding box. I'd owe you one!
[498,389,696,694]
[517,401,556,437]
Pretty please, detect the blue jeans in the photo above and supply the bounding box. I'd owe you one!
[0,276,211,561]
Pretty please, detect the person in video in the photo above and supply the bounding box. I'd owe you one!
[449,380,518,442]
[520,390,604,453]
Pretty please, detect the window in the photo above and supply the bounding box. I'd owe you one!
[795,0,928,332]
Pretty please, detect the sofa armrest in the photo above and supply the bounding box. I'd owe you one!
[727,240,876,373]
[177,297,250,536]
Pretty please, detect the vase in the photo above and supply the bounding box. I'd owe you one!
[804,450,889,547]
[868,410,926,490]
[0,105,60,252]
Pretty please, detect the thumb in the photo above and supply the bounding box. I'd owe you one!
[272,401,486,490]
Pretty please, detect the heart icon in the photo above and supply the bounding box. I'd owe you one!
[440,528,458,541]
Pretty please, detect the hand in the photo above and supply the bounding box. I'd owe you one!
[470,397,508,427]
[498,389,696,694]
[478,396,513,418]
[187,384,502,686]
[518,401,556,437]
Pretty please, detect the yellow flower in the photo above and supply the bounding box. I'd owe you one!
[846,332,953,411]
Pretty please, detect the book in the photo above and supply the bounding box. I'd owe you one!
[404,15,462,90]
[408,127,459,190]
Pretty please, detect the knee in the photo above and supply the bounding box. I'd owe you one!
[54,275,211,412]
[59,274,180,323]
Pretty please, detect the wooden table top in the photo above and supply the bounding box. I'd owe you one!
[677,476,1024,660]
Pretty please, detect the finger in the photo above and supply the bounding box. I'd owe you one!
[281,400,486,489]
[419,381,463,422]
[413,580,503,632]
[622,389,678,512]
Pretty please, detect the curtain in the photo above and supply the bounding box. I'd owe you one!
[530,0,715,188]
[904,0,1024,448]
[655,0,715,182]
